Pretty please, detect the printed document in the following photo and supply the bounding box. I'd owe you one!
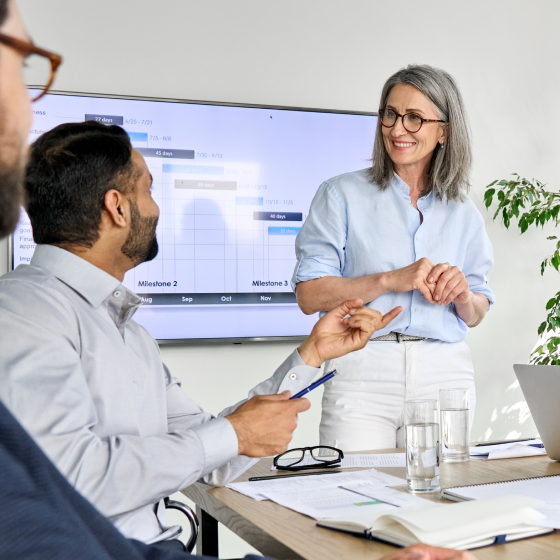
[227,468,404,501]
[260,481,427,520]
[470,439,546,460]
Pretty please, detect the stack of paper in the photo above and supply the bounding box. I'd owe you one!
[227,468,417,520]
[261,480,427,520]
[470,440,546,460]
[228,468,404,502]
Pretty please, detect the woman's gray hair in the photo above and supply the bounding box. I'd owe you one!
[370,64,472,202]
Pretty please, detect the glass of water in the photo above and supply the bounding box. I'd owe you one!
[440,388,470,463]
[404,400,440,493]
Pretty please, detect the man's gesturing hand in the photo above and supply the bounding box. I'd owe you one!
[226,392,310,457]
[297,299,402,368]
[427,263,471,306]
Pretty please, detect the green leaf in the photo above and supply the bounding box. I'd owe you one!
[546,298,556,310]
[498,180,509,186]
[548,236,558,240]
[503,210,510,229]
[538,322,547,335]
[484,188,495,199]
[552,255,560,271]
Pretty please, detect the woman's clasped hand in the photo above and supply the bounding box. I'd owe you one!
[384,257,470,306]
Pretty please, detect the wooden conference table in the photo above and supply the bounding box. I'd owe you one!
[182,449,560,560]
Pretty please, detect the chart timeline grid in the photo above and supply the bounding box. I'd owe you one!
[12,91,377,341]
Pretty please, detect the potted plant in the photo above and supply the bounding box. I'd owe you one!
[485,175,560,364]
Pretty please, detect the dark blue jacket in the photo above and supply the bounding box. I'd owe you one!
[0,400,266,560]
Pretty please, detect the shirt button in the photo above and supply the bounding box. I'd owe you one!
[289,373,297,380]
[415,307,420,312]
[416,237,419,241]
[113,290,121,298]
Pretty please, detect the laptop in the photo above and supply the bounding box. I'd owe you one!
[514,364,560,461]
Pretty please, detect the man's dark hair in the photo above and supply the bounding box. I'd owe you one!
[0,0,8,27]
[25,121,137,247]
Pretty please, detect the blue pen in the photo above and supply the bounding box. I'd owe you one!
[290,370,337,399]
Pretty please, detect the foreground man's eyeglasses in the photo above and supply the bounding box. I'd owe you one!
[0,32,62,102]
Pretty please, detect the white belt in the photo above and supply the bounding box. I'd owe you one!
[370,331,427,343]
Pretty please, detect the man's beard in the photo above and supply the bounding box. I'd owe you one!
[0,162,25,238]
[0,107,27,239]
[121,199,159,266]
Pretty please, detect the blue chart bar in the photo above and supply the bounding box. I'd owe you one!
[128,131,148,142]
[162,165,224,175]
[236,196,263,206]
[268,226,301,235]
[253,211,302,221]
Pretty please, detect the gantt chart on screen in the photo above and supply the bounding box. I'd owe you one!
[14,93,376,340]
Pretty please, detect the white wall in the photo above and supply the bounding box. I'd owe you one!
[7,0,560,553]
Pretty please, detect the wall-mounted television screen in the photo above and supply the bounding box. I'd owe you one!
[11,90,377,343]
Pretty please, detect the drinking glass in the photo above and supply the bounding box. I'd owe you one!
[440,388,470,463]
[404,399,440,493]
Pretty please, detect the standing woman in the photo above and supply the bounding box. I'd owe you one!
[292,65,494,451]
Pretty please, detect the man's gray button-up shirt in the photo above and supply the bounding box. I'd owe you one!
[0,244,320,543]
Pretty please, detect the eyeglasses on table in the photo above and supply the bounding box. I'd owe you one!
[273,445,344,471]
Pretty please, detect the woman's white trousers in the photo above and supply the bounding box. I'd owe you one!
[320,339,475,451]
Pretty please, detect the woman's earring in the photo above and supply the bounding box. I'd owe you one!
[440,142,444,149]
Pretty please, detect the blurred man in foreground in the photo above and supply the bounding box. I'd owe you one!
[0,0,472,558]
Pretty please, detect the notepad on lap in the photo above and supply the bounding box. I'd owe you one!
[318,495,551,550]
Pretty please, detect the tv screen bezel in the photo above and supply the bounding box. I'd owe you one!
[9,89,377,345]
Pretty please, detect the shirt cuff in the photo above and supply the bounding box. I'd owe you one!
[276,349,321,394]
[470,283,495,309]
[291,259,342,291]
[190,417,239,474]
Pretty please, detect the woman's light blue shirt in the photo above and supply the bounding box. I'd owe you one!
[291,169,495,343]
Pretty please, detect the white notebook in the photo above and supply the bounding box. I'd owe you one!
[442,474,560,502]
[317,495,551,550]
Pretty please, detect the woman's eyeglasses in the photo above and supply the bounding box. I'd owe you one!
[273,446,344,471]
[0,33,62,102]
[380,108,446,134]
